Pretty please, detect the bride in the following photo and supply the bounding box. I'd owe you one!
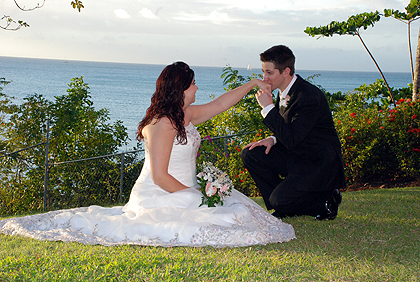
[0,62,295,247]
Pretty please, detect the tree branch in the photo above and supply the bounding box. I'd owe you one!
[1,15,29,31]
[356,32,396,106]
[13,0,45,11]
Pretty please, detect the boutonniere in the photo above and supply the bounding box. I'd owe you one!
[280,94,291,112]
[284,94,291,106]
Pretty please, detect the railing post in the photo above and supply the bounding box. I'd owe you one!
[43,119,50,211]
[119,152,125,203]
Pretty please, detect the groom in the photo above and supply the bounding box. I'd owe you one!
[241,45,345,220]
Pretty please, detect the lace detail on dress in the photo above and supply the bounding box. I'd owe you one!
[185,122,201,155]
[190,204,295,247]
[0,202,295,247]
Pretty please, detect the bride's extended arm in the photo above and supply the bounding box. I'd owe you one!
[143,118,189,193]
[188,79,270,125]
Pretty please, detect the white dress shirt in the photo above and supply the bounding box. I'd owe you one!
[260,74,297,145]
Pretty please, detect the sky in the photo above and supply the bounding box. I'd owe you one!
[0,0,417,72]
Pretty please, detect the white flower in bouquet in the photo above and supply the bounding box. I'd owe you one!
[197,162,233,207]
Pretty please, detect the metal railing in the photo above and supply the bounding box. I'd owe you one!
[1,121,255,214]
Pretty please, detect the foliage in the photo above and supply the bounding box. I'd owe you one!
[334,80,420,184]
[304,1,420,102]
[0,77,142,215]
[304,11,381,37]
[384,0,420,24]
[196,67,350,196]
[71,0,84,12]
[196,66,270,196]
[384,0,420,101]
[197,67,419,193]
[304,11,396,105]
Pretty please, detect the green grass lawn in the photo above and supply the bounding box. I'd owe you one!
[1,187,419,281]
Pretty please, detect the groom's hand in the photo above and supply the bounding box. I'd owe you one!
[243,137,274,154]
[255,89,273,109]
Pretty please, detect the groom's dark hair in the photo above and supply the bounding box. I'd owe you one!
[260,45,295,75]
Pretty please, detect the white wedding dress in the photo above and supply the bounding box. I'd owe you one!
[0,123,295,247]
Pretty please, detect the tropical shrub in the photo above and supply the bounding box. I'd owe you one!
[332,80,419,184]
[196,67,270,196]
[0,77,143,215]
[197,68,420,196]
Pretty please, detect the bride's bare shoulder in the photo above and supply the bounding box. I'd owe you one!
[143,117,176,139]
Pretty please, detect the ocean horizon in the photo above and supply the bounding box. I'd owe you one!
[1,56,413,150]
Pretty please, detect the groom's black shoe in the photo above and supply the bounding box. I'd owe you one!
[315,189,342,221]
[271,210,287,219]
[333,189,342,206]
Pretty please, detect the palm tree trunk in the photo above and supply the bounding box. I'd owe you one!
[413,27,420,102]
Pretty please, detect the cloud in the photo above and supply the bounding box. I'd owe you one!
[196,0,404,12]
[139,8,159,19]
[114,9,131,19]
[0,0,415,72]
[174,10,235,24]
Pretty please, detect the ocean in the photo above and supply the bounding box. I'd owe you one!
[0,56,412,150]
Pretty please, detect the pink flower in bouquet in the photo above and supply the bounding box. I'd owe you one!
[221,184,229,193]
[205,182,216,197]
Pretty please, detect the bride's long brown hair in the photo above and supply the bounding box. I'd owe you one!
[136,62,194,144]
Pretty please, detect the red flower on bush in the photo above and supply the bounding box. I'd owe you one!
[350,112,356,117]
[389,114,396,122]
[408,128,420,134]
[351,128,356,133]
[396,98,405,105]
[412,115,417,120]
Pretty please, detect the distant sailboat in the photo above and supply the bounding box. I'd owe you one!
[247,64,252,70]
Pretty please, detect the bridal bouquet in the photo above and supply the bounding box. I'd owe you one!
[196,162,233,207]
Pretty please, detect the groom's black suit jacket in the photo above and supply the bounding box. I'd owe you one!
[263,75,346,192]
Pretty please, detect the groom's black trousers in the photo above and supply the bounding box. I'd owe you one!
[241,145,331,217]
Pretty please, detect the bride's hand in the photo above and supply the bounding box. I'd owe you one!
[254,79,271,94]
